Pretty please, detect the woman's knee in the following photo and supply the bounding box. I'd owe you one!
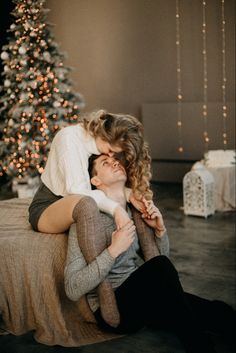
[72,196,98,222]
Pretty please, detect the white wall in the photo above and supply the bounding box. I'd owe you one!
[47,0,236,182]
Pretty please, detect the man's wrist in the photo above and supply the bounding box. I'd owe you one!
[108,245,119,259]
[154,226,166,238]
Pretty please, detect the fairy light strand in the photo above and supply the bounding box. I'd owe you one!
[176,0,184,153]
[202,0,210,151]
[221,0,228,149]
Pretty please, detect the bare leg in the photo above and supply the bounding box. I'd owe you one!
[37,195,85,233]
[72,196,120,328]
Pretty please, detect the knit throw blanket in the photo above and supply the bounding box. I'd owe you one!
[0,198,119,346]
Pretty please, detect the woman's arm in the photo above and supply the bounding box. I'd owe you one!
[45,129,119,216]
[59,134,131,227]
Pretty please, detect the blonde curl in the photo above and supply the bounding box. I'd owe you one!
[81,109,153,200]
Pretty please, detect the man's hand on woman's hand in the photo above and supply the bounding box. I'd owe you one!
[108,220,136,258]
[113,205,130,229]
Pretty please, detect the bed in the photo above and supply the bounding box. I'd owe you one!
[0,198,118,347]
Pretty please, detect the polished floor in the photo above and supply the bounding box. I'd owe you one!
[0,182,235,353]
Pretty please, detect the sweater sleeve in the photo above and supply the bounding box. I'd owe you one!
[64,224,115,302]
[155,231,170,257]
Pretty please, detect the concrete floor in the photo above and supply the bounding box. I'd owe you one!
[0,182,235,353]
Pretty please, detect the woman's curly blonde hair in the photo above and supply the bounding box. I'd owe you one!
[81,110,153,200]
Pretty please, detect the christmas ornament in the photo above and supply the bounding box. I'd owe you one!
[1,51,9,60]
[43,51,51,62]
[53,101,61,108]
[8,118,14,127]
[20,60,27,66]
[18,46,27,55]
[4,79,11,87]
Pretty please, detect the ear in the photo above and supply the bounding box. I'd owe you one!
[91,176,102,188]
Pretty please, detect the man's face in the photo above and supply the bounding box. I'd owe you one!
[91,155,127,188]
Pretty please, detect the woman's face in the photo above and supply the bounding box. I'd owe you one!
[95,136,122,156]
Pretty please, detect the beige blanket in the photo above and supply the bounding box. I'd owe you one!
[207,166,236,211]
[0,198,118,346]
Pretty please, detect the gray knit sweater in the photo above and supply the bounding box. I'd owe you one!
[64,214,169,312]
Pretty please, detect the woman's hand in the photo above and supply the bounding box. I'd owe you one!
[108,220,136,258]
[113,205,130,229]
[141,198,166,237]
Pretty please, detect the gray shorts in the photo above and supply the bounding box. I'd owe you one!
[28,182,62,231]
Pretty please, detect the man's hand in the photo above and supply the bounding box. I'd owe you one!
[141,198,166,237]
[113,205,130,229]
[108,220,136,258]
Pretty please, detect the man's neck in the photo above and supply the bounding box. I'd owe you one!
[100,184,127,210]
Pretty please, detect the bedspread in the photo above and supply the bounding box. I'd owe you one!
[0,198,118,346]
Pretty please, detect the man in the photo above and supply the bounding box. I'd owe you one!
[64,155,235,353]
[65,154,169,327]
[89,153,167,234]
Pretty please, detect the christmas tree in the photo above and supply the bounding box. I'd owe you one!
[0,0,84,180]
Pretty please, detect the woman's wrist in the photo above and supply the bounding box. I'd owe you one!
[114,204,124,213]
[125,188,132,202]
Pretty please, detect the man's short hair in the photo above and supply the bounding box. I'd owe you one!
[88,154,99,177]
[88,153,127,190]
[88,154,100,189]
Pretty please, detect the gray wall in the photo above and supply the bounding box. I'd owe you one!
[47,0,235,181]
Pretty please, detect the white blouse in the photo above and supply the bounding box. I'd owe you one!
[41,124,121,215]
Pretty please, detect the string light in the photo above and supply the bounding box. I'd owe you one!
[221,0,228,149]
[175,0,184,153]
[202,0,210,150]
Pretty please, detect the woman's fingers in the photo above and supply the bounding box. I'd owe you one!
[142,198,157,213]
[148,211,158,220]
[142,197,149,208]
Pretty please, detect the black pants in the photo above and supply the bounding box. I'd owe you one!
[95,256,235,353]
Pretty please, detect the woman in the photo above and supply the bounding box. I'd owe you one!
[28,109,152,234]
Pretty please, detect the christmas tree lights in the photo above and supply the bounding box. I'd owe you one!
[0,0,84,179]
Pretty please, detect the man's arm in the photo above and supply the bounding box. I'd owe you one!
[155,231,170,257]
[64,224,115,301]
[64,221,136,301]
[137,198,166,234]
